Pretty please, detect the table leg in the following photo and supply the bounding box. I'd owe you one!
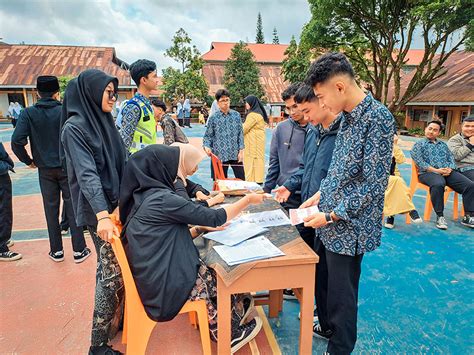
[298,277,315,354]
[268,290,281,318]
[217,280,232,355]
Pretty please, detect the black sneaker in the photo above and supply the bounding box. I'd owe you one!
[384,216,395,229]
[231,317,263,353]
[239,295,255,326]
[313,322,333,339]
[409,210,423,224]
[88,345,123,355]
[73,247,92,263]
[461,215,474,229]
[0,251,22,261]
[49,250,64,262]
[436,216,448,230]
[283,288,297,300]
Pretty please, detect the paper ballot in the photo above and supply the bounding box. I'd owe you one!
[219,180,262,191]
[203,222,268,246]
[236,209,290,228]
[289,205,320,225]
[213,236,285,266]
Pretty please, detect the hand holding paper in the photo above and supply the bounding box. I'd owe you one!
[289,205,320,225]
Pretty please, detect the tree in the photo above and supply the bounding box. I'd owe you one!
[162,28,208,101]
[272,27,280,44]
[282,36,313,84]
[224,41,265,105]
[58,75,74,97]
[301,0,473,113]
[256,12,265,44]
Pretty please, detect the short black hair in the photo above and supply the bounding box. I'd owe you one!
[463,114,474,123]
[129,59,156,87]
[151,99,166,111]
[37,90,58,98]
[294,85,317,104]
[428,120,443,130]
[215,89,230,101]
[281,82,303,101]
[305,52,355,86]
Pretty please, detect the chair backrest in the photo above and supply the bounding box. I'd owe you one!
[210,153,226,181]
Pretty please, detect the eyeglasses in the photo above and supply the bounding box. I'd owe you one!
[106,90,118,101]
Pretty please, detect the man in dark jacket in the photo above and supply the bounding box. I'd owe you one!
[11,76,89,263]
[275,84,339,339]
[0,142,22,261]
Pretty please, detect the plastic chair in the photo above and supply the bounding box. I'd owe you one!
[407,163,462,223]
[210,153,242,191]
[108,217,212,355]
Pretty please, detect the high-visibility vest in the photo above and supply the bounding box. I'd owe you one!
[129,98,156,154]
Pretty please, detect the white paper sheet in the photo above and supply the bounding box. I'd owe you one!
[213,236,285,266]
[289,205,320,225]
[235,209,290,228]
[219,180,262,191]
[203,222,268,246]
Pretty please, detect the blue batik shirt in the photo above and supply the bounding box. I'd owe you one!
[316,94,395,256]
[203,109,244,162]
[410,138,457,173]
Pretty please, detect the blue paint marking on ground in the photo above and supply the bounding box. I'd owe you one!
[6,123,474,353]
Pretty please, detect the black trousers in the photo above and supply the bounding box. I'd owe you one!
[38,168,86,253]
[178,117,184,127]
[418,171,474,215]
[281,193,315,248]
[210,159,245,180]
[183,117,191,127]
[0,174,12,252]
[461,169,474,182]
[314,240,364,355]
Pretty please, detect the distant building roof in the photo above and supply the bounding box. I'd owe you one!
[202,42,289,63]
[0,43,132,87]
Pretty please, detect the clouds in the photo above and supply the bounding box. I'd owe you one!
[0,0,311,72]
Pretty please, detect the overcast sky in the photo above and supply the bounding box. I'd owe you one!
[0,0,313,72]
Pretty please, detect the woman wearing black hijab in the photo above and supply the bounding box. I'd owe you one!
[243,95,268,184]
[119,144,268,353]
[60,69,126,355]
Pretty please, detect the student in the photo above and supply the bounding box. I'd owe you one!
[183,98,192,128]
[60,69,127,355]
[203,89,245,180]
[11,75,88,263]
[151,99,189,145]
[447,114,474,181]
[302,52,395,354]
[0,142,22,261]
[243,95,268,184]
[119,59,159,155]
[411,120,474,229]
[384,134,422,229]
[119,145,267,352]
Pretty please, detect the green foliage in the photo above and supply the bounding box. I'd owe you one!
[466,18,474,51]
[408,127,425,136]
[223,41,265,105]
[282,36,312,84]
[58,75,74,97]
[162,28,208,102]
[301,0,473,112]
[272,27,280,44]
[256,13,265,44]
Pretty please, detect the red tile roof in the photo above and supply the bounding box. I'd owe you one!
[0,43,132,87]
[202,42,289,63]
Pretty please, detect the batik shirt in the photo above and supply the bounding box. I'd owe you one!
[203,109,244,161]
[410,138,457,173]
[119,93,153,152]
[316,94,395,256]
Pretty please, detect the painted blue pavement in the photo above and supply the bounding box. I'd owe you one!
[4,123,474,353]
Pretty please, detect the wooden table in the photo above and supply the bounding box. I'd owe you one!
[215,238,318,354]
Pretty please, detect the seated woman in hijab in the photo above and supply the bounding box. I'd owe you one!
[119,144,267,352]
[171,142,225,207]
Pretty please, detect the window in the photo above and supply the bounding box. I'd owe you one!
[413,109,432,122]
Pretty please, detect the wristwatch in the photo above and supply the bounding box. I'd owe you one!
[324,212,334,224]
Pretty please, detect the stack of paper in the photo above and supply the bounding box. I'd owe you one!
[289,205,320,225]
[213,236,285,266]
[203,222,268,246]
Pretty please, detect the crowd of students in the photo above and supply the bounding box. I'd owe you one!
[1,51,473,355]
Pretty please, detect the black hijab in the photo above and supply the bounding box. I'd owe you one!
[60,69,126,209]
[119,144,180,225]
[245,95,269,123]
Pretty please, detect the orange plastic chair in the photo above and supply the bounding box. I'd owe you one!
[109,216,212,355]
[408,163,463,223]
[210,153,242,191]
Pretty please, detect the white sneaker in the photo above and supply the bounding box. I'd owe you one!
[436,216,448,230]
